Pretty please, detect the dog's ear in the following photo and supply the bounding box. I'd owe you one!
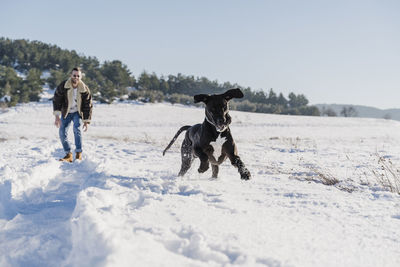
[194,94,210,103]
[223,88,244,101]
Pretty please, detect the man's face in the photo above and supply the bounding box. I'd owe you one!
[71,70,81,84]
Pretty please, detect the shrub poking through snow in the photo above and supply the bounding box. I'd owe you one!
[370,154,400,194]
[299,166,340,186]
[311,169,340,186]
[292,157,340,187]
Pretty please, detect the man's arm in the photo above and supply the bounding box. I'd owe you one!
[81,86,93,131]
[81,91,92,121]
[53,82,64,127]
[53,82,64,116]
[54,115,61,128]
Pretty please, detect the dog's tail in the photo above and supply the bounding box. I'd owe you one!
[163,125,191,156]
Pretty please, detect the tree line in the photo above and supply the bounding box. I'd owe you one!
[0,37,320,116]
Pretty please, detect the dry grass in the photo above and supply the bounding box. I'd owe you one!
[291,160,340,187]
[293,166,356,192]
[293,155,340,186]
[369,153,400,194]
[300,166,340,186]
[311,169,340,185]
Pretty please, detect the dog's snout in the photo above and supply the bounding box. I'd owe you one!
[216,118,225,125]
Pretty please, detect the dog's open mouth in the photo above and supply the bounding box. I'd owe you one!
[215,124,227,132]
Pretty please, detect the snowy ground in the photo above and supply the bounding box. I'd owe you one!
[0,101,400,267]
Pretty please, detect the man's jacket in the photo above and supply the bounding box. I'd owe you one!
[53,78,93,123]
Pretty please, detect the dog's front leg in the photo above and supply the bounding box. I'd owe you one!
[231,156,251,180]
[194,147,209,173]
[225,144,251,180]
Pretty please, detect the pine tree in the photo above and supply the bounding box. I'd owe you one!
[25,68,43,101]
[267,89,278,105]
[138,71,152,90]
[277,93,288,107]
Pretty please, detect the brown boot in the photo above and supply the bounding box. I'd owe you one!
[60,152,73,162]
[75,152,82,161]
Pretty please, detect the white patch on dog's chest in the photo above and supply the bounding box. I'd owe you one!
[210,135,227,158]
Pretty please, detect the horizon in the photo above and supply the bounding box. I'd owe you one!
[1,0,400,109]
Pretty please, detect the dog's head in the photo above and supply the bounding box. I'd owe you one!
[194,88,244,132]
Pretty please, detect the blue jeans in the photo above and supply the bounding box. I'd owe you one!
[59,112,82,153]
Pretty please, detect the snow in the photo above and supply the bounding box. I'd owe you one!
[0,101,400,267]
[40,71,51,80]
[15,70,26,79]
[39,84,54,102]
[0,95,11,102]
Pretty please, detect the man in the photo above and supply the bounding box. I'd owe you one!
[53,67,93,162]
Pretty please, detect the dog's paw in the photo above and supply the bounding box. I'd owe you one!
[240,170,251,180]
[198,163,209,173]
[198,167,209,173]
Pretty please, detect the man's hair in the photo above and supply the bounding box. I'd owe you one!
[71,67,81,73]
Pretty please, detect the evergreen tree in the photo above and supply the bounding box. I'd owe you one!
[24,68,43,101]
[288,92,309,108]
[277,93,288,107]
[101,60,133,90]
[296,94,309,106]
[138,71,152,90]
[159,76,170,94]
[251,90,267,104]
[340,106,357,117]
[47,69,68,89]
[99,80,118,103]
[3,82,12,101]
[0,66,22,105]
[267,89,278,105]
[149,72,160,91]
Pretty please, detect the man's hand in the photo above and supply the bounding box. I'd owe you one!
[55,116,61,128]
[83,122,89,132]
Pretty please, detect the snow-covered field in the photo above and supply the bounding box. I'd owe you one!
[1,101,400,267]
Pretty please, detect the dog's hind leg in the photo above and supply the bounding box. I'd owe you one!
[194,147,210,173]
[178,138,193,176]
[211,165,219,178]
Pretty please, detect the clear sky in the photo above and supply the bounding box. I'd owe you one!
[1,0,399,109]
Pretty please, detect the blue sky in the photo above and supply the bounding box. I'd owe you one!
[1,0,399,109]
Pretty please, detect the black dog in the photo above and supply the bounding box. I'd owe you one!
[163,88,251,180]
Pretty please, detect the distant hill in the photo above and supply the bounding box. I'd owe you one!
[316,104,400,121]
